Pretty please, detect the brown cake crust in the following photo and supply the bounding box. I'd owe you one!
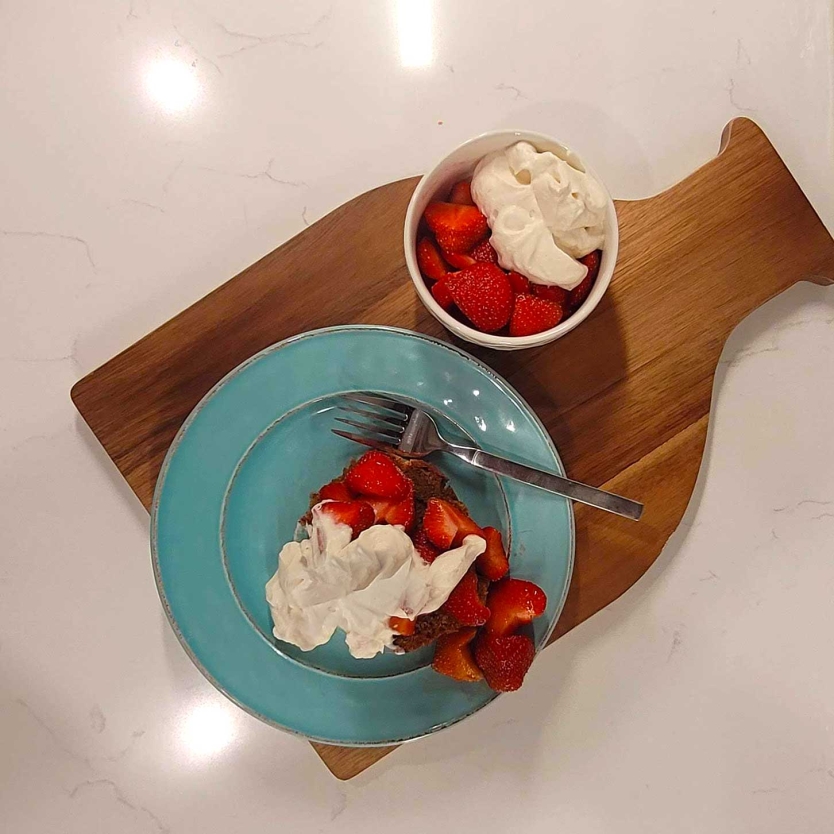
[303,453,487,653]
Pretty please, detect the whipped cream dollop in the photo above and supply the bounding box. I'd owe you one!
[471,141,607,289]
[265,502,486,659]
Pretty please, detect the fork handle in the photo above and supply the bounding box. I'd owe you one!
[446,446,643,521]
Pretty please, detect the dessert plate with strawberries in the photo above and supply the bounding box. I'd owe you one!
[152,325,573,745]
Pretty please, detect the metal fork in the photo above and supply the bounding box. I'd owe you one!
[332,392,643,521]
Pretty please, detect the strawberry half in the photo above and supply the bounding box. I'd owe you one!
[417,237,448,282]
[532,283,569,305]
[448,179,474,206]
[432,628,483,682]
[568,249,601,311]
[474,632,535,691]
[444,252,477,269]
[423,202,488,254]
[483,578,547,637]
[366,478,414,530]
[476,526,510,581]
[317,500,375,538]
[413,528,441,564]
[441,569,491,626]
[345,451,409,499]
[430,277,455,310]
[508,293,565,337]
[470,239,498,263]
[507,271,531,295]
[448,263,513,333]
[319,478,353,502]
[422,498,458,549]
[422,498,483,549]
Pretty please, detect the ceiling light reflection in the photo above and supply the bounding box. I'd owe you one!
[396,0,433,68]
[144,56,199,114]
[179,701,235,759]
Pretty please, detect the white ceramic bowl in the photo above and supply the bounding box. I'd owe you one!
[404,129,618,351]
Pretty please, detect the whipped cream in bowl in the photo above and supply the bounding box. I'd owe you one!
[404,129,618,350]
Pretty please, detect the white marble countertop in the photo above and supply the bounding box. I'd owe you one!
[2,1,834,831]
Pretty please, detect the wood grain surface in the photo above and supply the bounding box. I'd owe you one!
[71,118,834,780]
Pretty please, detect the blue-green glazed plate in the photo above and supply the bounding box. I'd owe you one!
[152,326,574,746]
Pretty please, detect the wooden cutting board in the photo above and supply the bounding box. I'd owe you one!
[71,118,834,779]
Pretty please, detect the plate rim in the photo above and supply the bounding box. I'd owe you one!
[150,324,575,746]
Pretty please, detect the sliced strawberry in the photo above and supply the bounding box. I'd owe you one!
[507,271,531,295]
[422,498,483,549]
[444,252,477,269]
[432,628,483,682]
[441,569,491,626]
[484,578,548,637]
[474,632,535,691]
[430,278,455,311]
[416,237,448,282]
[448,263,513,333]
[476,526,510,581]
[317,500,375,538]
[580,249,602,280]
[423,202,488,254]
[470,239,498,263]
[567,250,601,311]
[366,479,414,530]
[413,528,441,564]
[508,293,565,337]
[450,507,483,546]
[422,497,459,549]
[345,451,409,499]
[448,179,474,206]
[389,616,415,636]
[532,283,569,305]
[319,479,353,502]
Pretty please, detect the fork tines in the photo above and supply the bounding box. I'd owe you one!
[331,392,411,452]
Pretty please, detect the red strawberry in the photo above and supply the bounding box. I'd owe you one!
[476,526,510,581]
[508,293,565,337]
[432,628,483,682]
[389,616,415,636]
[450,507,483,546]
[366,478,414,530]
[430,278,455,311]
[422,498,483,549]
[484,578,548,637]
[444,252,477,269]
[532,283,569,305]
[448,180,474,206]
[386,491,415,528]
[474,633,535,691]
[345,451,408,499]
[442,568,491,626]
[568,250,601,311]
[580,249,602,280]
[423,202,488,254]
[413,528,441,564]
[448,264,513,333]
[422,498,459,549]
[317,500,375,538]
[470,239,498,263]
[507,271,530,294]
[319,479,353,502]
[417,237,448,282]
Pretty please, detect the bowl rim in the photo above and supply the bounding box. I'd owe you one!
[404,128,618,349]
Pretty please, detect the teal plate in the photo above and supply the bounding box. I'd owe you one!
[151,326,574,746]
